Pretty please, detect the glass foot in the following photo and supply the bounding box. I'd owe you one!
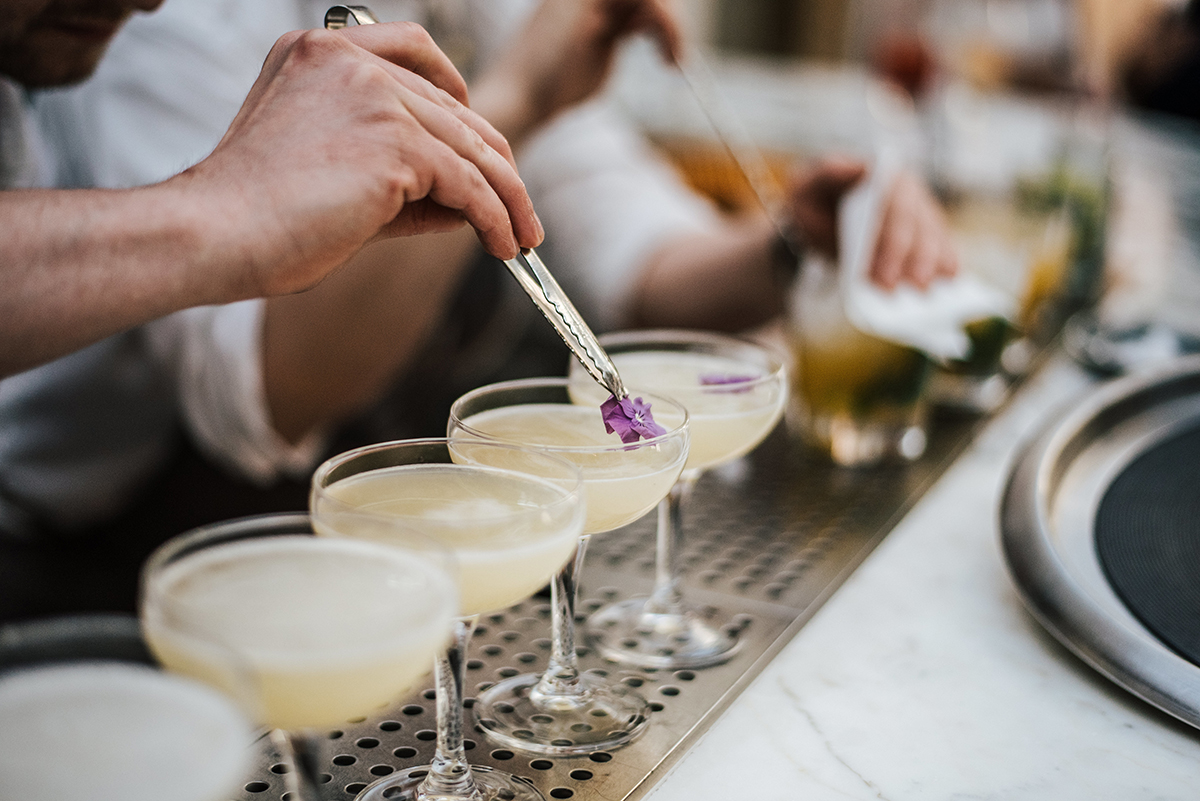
[355,764,544,801]
[585,598,741,669]
[474,672,649,756]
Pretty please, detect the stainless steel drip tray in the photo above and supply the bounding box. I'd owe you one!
[235,416,983,801]
[1001,355,1200,729]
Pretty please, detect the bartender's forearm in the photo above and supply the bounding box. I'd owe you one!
[629,214,790,332]
[0,182,246,379]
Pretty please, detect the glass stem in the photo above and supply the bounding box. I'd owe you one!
[646,471,700,615]
[421,617,482,801]
[272,728,326,801]
[534,536,589,699]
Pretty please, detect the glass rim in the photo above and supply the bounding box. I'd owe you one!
[310,437,586,526]
[587,329,788,390]
[141,513,313,600]
[447,376,691,453]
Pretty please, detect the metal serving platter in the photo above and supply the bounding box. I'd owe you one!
[1001,354,1200,729]
[234,411,986,801]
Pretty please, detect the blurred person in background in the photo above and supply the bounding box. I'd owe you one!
[0,0,957,621]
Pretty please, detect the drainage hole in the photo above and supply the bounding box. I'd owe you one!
[501,630,521,641]
[378,721,402,732]
[423,688,437,700]
[622,677,643,687]
[464,739,477,751]
[531,714,554,724]
[345,783,368,795]
[550,789,574,799]
[660,686,681,696]
[483,645,503,656]
[569,723,593,733]
[327,729,344,740]
[491,749,515,760]
[270,763,289,775]
[356,737,380,749]
[497,667,520,678]
[674,670,696,681]
[569,770,594,781]
[516,652,538,664]
[402,705,424,716]
[495,702,515,714]
[415,729,437,741]
[393,747,418,759]
[467,659,485,670]
[476,682,495,692]
[530,760,554,770]
[369,765,394,777]
[244,782,270,793]
[533,638,552,650]
[474,626,490,637]
[588,752,613,763]
[463,697,476,709]
[649,701,665,712]
[331,755,356,767]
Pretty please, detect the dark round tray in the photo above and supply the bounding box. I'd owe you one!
[1001,355,1200,728]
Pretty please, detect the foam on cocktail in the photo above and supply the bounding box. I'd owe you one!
[143,536,455,731]
[318,464,581,615]
[0,662,253,801]
[574,352,785,472]
[457,404,685,533]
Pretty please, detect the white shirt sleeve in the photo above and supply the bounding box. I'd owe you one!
[143,302,328,484]
[518,100,721,330]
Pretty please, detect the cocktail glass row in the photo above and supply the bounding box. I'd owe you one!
[127,329,786,801]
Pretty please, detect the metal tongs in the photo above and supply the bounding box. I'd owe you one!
[325,4,630,401]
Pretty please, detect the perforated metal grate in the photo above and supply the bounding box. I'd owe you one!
[233,416,979,801]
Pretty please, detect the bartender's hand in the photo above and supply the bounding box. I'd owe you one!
[179,22,543,298]
[472,0,682,146]
[788,156,958,290]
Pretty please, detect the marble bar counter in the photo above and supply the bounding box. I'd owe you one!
[645,354,1200,800]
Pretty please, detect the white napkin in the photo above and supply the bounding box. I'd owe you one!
[837,150,1014,361]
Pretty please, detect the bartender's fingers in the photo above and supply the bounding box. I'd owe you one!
[393,90,542,256]
[372,55,520,173]
[332,22,470,105]
[936,237,959,279]
[904,203,942,289]
[870,184,917,290]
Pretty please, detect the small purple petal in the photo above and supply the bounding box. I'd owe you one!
[601,394,666,444]
[700,373,757,386]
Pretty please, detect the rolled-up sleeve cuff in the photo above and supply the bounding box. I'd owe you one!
[146,301,327,485]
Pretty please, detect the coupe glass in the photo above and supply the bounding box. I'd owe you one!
[448,378,689,755]
[311,438,586,801]
[141,513,456,801]
[568,330,787,668]
[0,614,254,801]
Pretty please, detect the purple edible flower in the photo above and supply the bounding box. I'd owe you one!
[601,394,667,444]
[700,373,757,392]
